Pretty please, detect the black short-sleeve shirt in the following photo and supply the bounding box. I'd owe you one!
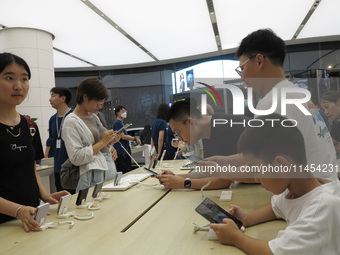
[0,115,44,223]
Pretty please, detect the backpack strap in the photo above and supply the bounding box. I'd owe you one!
[23,115,36,139]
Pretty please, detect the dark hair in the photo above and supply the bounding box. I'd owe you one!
[156,103,170,120]
[238,113,307,165]
[143,124,151,132]
[184,96,198,107]
[114,105,126,116]
[320,90,340,104]
[236,29,286,67]
[166,100,201,123]
[76,77,108,105]
[50,87,72,105]
[0,52,31,79]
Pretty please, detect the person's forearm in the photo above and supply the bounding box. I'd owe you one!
[120,133,135,141]
[157,137,164,156]
[190,167,257,182]
[190,178,232,190]
[233,234,273,255]
[245,204,276,227]
[0,197,22,218]
[92,140,107,155]
[35,166,50,200]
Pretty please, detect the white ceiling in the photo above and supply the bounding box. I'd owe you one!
[1,0,339,69]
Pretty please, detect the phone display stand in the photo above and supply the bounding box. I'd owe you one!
[57,208,95,220]
[39,221,75,231]
[93,192,112,201]
[76,202,93,209]
[87,201,100,211]
[57,211,74,219]
[207,228,218,240]
[155,150,170,170]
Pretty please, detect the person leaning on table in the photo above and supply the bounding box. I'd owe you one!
[211,113,340,255]
[0,52,69,232]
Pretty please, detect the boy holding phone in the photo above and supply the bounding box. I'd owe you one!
[210,113,340,255]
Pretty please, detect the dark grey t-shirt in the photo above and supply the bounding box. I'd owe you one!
[81,116,110,153]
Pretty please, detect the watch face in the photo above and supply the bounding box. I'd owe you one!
[184,179,191,188]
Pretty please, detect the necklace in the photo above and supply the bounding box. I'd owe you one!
[7,127,21,137]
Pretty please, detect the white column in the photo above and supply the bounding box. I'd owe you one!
[0,27,56,149]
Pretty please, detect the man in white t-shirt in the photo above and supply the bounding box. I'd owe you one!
[210,114,340,255]
[200,29,337,181]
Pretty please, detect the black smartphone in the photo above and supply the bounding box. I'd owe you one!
[57,194,72,215]
[76,188,89,206]
[114,172,122,186]
[195,198,243,229]
[143,167,158,175]
[189,155,204,163]
[34,203,50,225]
[117,123,132,134]
[92,181,104,199]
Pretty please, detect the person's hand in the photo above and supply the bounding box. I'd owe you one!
[16,205,40,232]
[228,205,247,227]
[210,218,243,245]
[156,175,185,189]
[42,191,70,205]
[204,156,229,166]
[135,137,141,145]
[101,130,116,145]
[111,147,118,161]
[158,170,175,176]
[109,132,121,145]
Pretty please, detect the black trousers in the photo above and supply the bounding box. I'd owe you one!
[116,154,132,174]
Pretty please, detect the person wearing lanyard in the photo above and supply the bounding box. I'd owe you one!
[48,87,74,193]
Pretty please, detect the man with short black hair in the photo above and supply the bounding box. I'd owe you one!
[155,100,249,189]
[208,28,337,181]
[48,87,73,192]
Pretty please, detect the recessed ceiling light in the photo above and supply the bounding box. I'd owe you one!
[328,65,333,69]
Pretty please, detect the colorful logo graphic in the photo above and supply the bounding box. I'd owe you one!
[197,82,222,106]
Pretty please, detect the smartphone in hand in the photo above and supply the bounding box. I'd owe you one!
[195,198,243,229]
[34,203,50,225]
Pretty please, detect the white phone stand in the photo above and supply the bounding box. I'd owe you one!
[76,202,93,209]
[39,221,75,231]
[57,210,95,220]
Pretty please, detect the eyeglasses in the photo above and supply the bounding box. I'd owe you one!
[235,58,252,77]
[235,55,265,77]
[174,119,187,138]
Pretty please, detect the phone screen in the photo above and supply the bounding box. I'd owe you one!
[76,188,89,206]
[143,167,158,175]
[189,155,204,163]
[114,172,122,186]
[92,181,104,198]
[195,198,243,228]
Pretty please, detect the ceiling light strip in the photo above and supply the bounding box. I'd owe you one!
[206,0,222,51]
[53,47,97,66]
[81,0,159,61]
[292,0,322,39]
